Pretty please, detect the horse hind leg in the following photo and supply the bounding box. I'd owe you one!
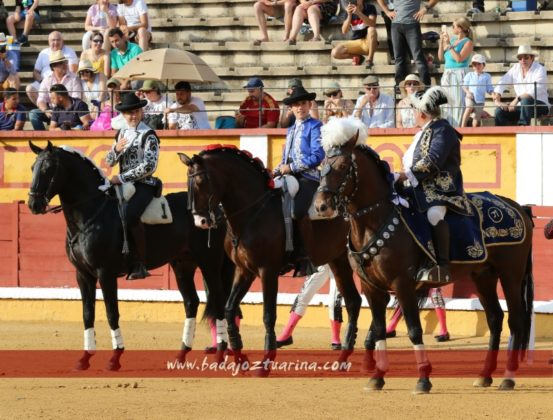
[75,270,98,370]
[99,273,124,371]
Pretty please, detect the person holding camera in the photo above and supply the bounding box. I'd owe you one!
[48,84,91,131]
[0,34,20,92]
[330,0,378,67]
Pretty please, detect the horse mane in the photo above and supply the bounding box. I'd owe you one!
[321,117,369,152]
[58,145,110,188]
[198,144,275,189]
[355,144,394,185]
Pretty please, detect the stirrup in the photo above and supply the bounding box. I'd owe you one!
[417,265,451,283]
[126,263,151,280]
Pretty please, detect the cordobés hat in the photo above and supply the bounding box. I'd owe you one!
[410,86,449,115]
[49,50,68,65]
[514,45,538,60]
[115,93,148,112]
[283,86,316,106]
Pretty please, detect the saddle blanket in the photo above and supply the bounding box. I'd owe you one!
[400,191,526,264]
[121,183,173,225]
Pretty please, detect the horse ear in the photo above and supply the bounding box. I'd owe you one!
[46,141,54,151]
[346,130,359,149]
[29,141,43,155]
[178,152,194,167]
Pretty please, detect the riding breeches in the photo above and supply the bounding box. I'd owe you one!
[430,287,445,309]
[293,177,319,219]
[290,264,343,321]
[126,183,156,226]
[427,205,447,226]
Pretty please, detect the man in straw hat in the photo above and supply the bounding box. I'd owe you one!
[105,93,161,280]
[30,50,83,130]
[396,86,471,283]
[492,44,550,126]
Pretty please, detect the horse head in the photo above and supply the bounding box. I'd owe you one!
[28,141,64,214]
[314,117,367,219]
[179,152,220,229]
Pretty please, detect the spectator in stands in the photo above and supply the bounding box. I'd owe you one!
[49,83,91,131]
[467,1,514,15]
[288,0,338,42]
[438,17,474,127]
[322,81,354,123]
[461,54,493,127]
[108,77,127,129]
[117,0,152,52]
[253,0,298,43]
[0,88,26,131]
[381,0,395,63]
[353,75,395,128]
[236,77,280,128]
[6,0,39,46]
[90,76,121,130]
[30,51,83,130]
[165,81,211,130]
[493,45,550,126]
[376,0,436,87]
[0,33,20,91]
[396,73,422,128]
[83,0,118,51]
[78,58,107,120]
[26,31,79,105]
[330,0,378,67]
[108,27,142,78]
[80,31,111,76]
[280,78,319,128]
[139,79,167,129]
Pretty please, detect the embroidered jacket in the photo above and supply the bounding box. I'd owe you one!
[280,117,324,182]
[407,118,471,214]
[105,121,160,185]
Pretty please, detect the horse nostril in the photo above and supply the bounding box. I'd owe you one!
[320,203,328,212]
[200,218,207,226]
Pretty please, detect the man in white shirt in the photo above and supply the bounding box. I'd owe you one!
[26,31,79,105]
[117,0,152,51]
[353,75,395,128]
[492,44,550,126]
[165,81,211,130]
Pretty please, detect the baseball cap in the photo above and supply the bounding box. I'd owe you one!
[243,77,264,89]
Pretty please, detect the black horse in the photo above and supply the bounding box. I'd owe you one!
[179,145,364,373]
[28,141,232,370]
[314,119,534,393]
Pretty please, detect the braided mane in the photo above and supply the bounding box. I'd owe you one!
[355,144,393,183]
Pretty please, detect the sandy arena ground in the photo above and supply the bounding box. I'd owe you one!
[1,319,552,419]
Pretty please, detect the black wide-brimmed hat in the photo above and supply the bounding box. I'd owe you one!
[283,86,316,106]
[115,93,148,112]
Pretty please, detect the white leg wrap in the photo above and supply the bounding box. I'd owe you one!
[414,344,429,368]
[84,328,96,352]
[375,340,389,372]
[216,318,228,344]
[182,318,196,348]
[110,328,124,349]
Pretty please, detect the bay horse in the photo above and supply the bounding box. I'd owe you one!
[179,145,363,370]
[314,118,534,393]
[28,141,233,370]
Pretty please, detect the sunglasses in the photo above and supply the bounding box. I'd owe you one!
[92,39,103,44]
[518,55,532,60]
[79,70,92,74]
[326,91,340,97]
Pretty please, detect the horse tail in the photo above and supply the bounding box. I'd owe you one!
[520,205,535,359]
[202,254,235,322]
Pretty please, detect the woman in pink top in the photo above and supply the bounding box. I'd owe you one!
[83,0,117,51]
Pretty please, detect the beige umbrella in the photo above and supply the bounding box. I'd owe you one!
[114,48,222,83]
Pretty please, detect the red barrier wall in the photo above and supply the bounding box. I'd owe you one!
[1,203,552,300]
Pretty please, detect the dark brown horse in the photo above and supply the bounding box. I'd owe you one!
[179,145,362,370]
[314,118,534,393]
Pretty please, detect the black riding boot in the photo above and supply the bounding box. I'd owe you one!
[127,223,151,280]
[418,220,451,283]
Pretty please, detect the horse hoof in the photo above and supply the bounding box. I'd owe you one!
[106,360,121,371]
[363,377,385,391]
[331,342,342,351]
[412,378,432,395]
[204,346,217,354]
[473,377,493,387]
[498,378,516,391]
[74,359,90,371]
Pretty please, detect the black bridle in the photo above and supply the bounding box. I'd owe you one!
[28,153,62,213]
[317,146,359,220]
[187,168,221,228]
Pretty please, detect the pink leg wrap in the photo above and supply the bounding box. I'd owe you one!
[330,320,341,344]
[435,307,448,336]
[209,318,217,348]
[277,311,302,341]
[386,306,403,333]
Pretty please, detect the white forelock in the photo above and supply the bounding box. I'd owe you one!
[320,117,368,152]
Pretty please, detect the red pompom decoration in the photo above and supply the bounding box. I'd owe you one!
[544,219,553,240]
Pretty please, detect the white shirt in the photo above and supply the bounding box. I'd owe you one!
[34,46,79,80]
[354,93,395,128]
[117,0,152,32]
[403,119,433,187]
[167,96,211,129]
[144,95,168,114]
[494,61,550,107]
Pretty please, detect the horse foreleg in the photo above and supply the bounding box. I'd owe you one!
[225,270,254,362]
[257,267,279,377]
[75,270,97,370]
[172,260,200,361]
[472,273,503,388]
[396,285,432,394]
[99,273,124,371]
